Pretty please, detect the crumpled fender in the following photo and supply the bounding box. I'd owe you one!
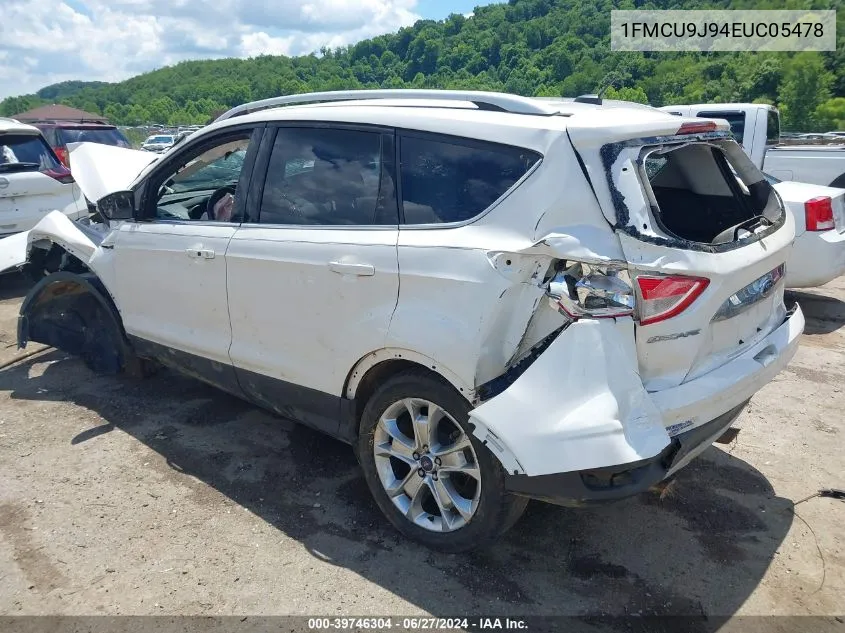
[0,211,103,275]
[0,231,30,274]
[469,317,670,477]
[522,224,625,264]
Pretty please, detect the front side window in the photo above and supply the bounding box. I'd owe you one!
[259,127,394,226]
[398,134,540,224]
[153,132,252,222]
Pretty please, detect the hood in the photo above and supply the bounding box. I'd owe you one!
[68,142,159,203]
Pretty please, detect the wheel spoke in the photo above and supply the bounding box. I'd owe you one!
[406,398,434,450]
[374,440,416,467]
[403,472,425,509]
[428,477,454,531]
[439,462,481,481]
[440,478,475,523]
[379,415,415,451]
[383,468,415,498]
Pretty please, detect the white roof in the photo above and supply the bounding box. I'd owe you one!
[0,117,41,135]
[202,96,697,154]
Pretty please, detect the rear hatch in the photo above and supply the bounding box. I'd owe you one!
[567,111,794,392]
[0,131,79,233]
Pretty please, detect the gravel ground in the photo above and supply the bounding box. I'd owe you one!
[0,272,843,621]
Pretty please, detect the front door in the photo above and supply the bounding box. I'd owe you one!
[112,125,262,393]
[226,124,400,436]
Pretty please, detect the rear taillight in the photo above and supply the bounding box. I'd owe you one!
[677,121,717,135]
[53,146,70,167]
[636,275,710,326]
[547,263,635,320]
[805,196,835,231]
[42,166,75,185]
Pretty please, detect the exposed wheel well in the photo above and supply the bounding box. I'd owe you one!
[18,271,136,375]
[25,241,89,281]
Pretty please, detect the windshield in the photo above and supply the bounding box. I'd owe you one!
[60,127,130,148]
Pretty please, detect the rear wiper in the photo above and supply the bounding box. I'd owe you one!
[0,162,40,172]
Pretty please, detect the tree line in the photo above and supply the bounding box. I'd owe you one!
[2,0,843,131]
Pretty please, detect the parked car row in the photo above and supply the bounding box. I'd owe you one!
[0,117,88,237]
[0,89,821,552]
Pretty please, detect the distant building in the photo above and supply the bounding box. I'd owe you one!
[11,104,107,123]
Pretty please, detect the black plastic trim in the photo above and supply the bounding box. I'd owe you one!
[504,401,749,506]
[128,336,357,443]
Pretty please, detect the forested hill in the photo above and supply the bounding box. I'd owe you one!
[2,0,843,130]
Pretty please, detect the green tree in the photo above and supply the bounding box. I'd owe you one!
[816,98,845,131]
[778,53,833,131]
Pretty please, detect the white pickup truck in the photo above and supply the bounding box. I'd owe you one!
[661,103,845,188]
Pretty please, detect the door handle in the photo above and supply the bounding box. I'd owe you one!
[328,261,375,276]
[186,248,215,259]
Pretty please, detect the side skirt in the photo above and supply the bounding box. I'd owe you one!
[129,336,357,443]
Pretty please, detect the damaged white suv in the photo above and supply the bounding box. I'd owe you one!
[3,90,803,552]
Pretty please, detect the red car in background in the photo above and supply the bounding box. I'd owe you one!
[30,120,131,168]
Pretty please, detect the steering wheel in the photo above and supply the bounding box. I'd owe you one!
[206,185,237,221]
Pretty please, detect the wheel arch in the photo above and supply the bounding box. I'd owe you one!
[18,270,133,374]
[344,349,476,431]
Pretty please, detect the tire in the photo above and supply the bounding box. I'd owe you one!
[357,369,527,552]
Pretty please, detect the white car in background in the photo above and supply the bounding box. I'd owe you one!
[768,174,845,288]
[0,117,88,238]
[140,134,176,153]
[0,90,804,551]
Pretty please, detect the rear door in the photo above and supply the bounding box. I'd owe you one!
[226,124,400,437]
[568,116,794,393]
[0,131,84,234]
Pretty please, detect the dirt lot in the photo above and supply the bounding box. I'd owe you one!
[0,272,843,620]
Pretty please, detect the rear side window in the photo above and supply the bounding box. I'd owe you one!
[697,111,745,145]
[60,128,130,147]
[0,134,61,171]
[259,127,396,226]
[398,134,540,224]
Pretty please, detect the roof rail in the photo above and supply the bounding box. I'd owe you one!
[215,89,558,122]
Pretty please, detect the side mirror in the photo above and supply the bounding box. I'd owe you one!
[97,190,136,221]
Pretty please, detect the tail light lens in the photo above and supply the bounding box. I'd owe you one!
[677,121,717,134]
[53,146,70,168]
[805,196,835,231]
[636,275,710,326]
[547,262,635,319]
[41,165,75,185]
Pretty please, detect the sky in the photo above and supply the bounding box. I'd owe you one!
[0,0,491,100]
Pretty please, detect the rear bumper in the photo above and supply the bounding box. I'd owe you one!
[505,401,748,505]
[786,228,845,288]
[472,307,804,504]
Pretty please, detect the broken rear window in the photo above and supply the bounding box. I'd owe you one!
[640,141,782,245]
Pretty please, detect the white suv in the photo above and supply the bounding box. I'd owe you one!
[4,90,804,552]
[0,118,88,237]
